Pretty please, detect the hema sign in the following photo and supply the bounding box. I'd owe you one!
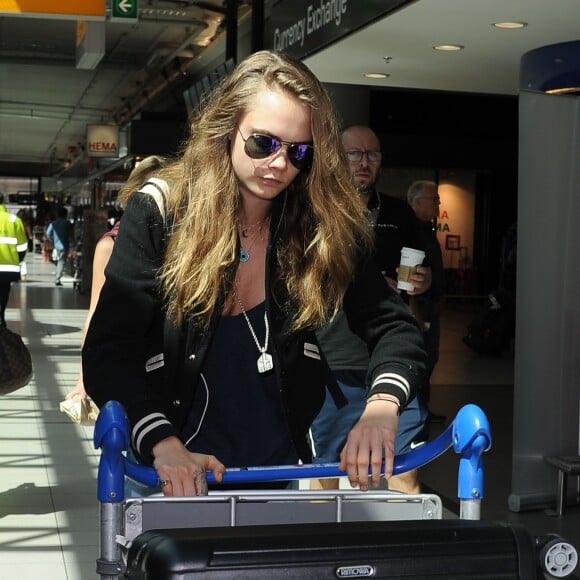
[87,125,120,158]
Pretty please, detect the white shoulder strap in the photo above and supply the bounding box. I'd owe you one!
[139,177,169,220]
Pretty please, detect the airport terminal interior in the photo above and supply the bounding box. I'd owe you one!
[2,1,580,579]
[0,254,578,579]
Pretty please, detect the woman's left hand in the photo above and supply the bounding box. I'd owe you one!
[339,399,399,491]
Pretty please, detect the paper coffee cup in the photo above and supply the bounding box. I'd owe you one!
[397,246,425,291]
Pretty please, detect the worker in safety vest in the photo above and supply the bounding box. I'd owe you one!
[0,194,28,327]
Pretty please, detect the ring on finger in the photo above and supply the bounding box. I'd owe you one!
[161,479,172,488]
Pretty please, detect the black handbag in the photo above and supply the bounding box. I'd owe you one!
[0,326,33,394]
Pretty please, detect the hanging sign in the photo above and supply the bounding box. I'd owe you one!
[87,125,120,158]
[265,0,412,59]
[111,0,138,23]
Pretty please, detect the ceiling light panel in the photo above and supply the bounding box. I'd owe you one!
[492,21,527,29]
[433,44,464,51]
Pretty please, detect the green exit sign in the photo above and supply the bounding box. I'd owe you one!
[111,0,138,22]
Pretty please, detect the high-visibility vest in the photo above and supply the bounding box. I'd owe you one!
[0,205,28,274]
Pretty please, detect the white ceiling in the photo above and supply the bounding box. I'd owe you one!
[0,0,231,180]
[305,0,580,95]
[0,0,579,183]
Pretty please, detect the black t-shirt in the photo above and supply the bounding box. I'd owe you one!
[181,301,298,468]
[370,191,427,279]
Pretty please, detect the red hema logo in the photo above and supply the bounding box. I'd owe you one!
[88,141,117,152]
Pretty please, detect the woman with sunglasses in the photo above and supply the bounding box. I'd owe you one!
[83,50,425,496]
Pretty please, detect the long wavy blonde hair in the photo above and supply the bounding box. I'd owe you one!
[157,50,372,330]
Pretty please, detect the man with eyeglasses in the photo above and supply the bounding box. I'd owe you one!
[407,181,445,421]
[311,125,431,494]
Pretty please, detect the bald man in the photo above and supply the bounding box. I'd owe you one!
[312,126,431,494]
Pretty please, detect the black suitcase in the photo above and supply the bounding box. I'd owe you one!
[125,519,540,579]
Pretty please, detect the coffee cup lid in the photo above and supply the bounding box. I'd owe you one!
[401,246,425,257]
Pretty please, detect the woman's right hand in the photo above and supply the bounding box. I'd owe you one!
[152,436,225,496]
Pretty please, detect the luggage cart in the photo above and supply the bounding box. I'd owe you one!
[95,402,577,579]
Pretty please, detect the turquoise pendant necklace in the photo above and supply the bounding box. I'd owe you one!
[238,217,268,264]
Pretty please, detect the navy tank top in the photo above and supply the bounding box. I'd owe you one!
[181,301,297,468]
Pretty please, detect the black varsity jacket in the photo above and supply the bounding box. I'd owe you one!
[83,190,426,465]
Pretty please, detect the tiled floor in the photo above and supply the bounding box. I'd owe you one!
[1,254,99,579]
[1,253,578,579]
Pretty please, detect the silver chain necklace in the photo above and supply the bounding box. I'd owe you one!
[232,283,273,373]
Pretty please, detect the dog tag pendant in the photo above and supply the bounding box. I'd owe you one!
[257,352,273,373]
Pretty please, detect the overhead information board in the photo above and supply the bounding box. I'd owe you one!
[0,0,105,19]
[265,0,411,60]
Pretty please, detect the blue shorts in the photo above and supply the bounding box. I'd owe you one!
[396,395,429,453]
[310,369,428,463]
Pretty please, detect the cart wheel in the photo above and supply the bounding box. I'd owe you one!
[539,535,578,578]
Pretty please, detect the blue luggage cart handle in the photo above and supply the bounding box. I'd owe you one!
[95,401,491,503]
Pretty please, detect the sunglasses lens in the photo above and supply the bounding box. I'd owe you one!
[288,144,313,169]
[245,134,279,159]
[242,132,313,169]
